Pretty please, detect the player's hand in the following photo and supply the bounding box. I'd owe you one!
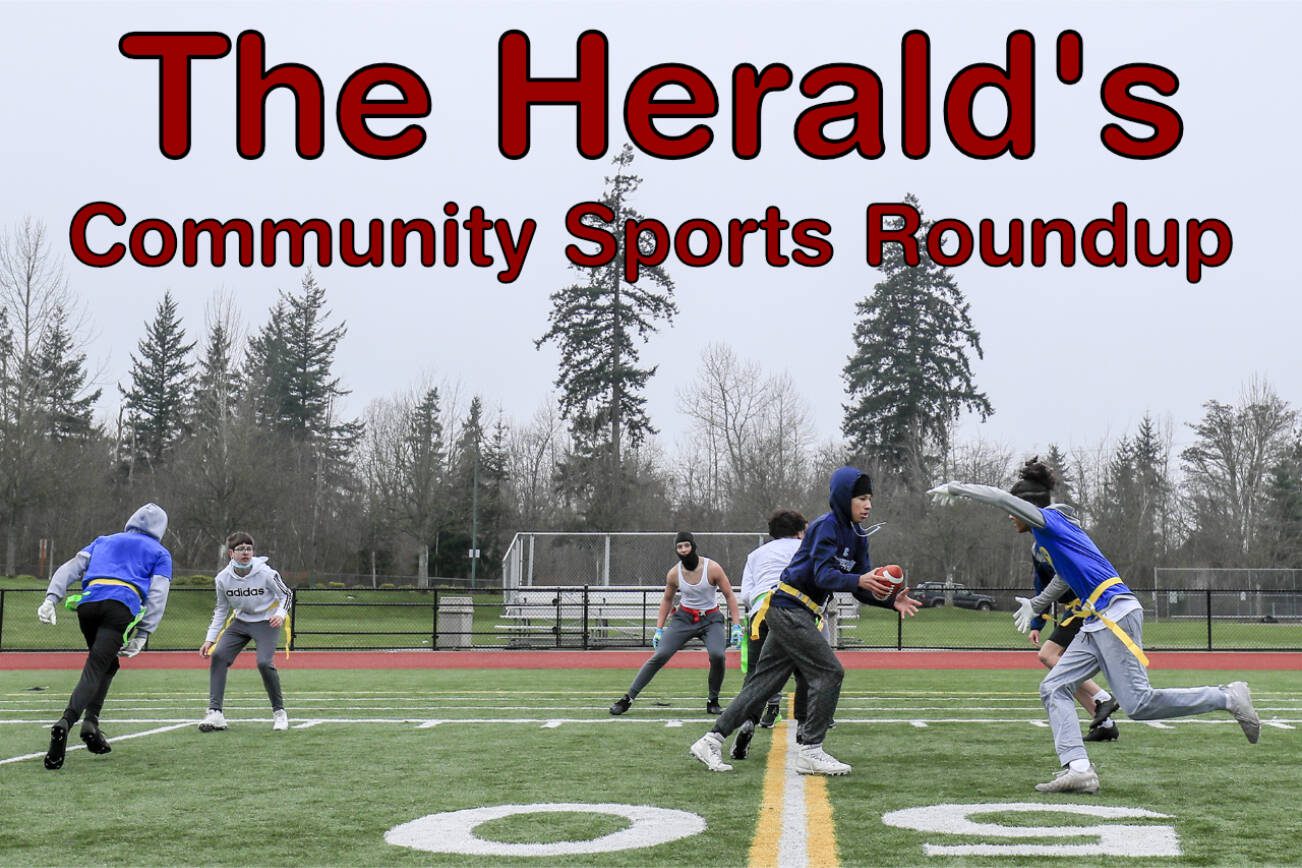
[927,482,960,504]
[857,572,893,595]
[1013,597,1034,634]
[119,633,148,658]
[893,589,921,617]
[37,599,57,626]
[200,641,214,657]
[269,613,285,628]
[652,627,663,650]
[1028,629,1041,646]
[729,623,743,647]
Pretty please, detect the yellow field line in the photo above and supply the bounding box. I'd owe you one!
[747,716,788,868]
[805,774,839,867]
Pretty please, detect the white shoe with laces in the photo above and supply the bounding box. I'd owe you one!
[1035,765,1100,794]
[272,709,289,731]
[1223,681,1260,743]
[690,733,733,772]
[198,709,228,732]
[795,744,851,776]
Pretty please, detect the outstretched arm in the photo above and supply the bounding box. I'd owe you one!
[929,481,1046,528]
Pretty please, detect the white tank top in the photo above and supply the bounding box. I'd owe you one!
[677,558,717,610]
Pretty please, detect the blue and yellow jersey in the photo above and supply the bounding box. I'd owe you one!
[1030,509,1131,622]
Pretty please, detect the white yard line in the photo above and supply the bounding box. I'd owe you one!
[0,722,194,766]
[776,720,808,867]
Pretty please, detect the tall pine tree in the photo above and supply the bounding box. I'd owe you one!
[842,194,992,490]
[535,145,676,526]
[120,290,195,469]
[34,304,100,441]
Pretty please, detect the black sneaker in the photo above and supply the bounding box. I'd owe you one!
[730,720,755,760]
[759,702,781,729]
[1085,722,1119,742]
[706,700,723,716]
[609,695,632,716]
[80,726,112,755]
[1090,697,1120,729]
[44,722,68,770]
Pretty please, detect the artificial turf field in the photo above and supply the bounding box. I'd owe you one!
[1,664,1298,866]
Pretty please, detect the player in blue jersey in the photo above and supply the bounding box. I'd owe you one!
[930,459,1261,794]
[691,467,920,775]
[36,503,173,770]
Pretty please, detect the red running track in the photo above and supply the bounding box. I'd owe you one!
[2,649,1299,671]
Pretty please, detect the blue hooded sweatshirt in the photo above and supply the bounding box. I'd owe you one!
[773,466,889,612]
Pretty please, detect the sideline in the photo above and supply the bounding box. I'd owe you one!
[4,649,1299,671]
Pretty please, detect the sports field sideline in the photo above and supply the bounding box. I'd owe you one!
[2,651,1298,866]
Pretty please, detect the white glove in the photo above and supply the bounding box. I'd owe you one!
[927,482,959,504]
[37,599,57,625]
[119,633,148,658]
[1013,596,1035,634]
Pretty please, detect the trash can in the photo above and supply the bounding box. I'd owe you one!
[437,596,474,649]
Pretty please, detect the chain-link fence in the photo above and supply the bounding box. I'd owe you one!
[4,585,1302,652]
[501,532,768,590]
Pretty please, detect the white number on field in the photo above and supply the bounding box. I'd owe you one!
[881,802,1180,857]
[385,803,706,856]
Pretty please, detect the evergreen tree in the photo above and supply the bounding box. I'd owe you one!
[191,314,241,436]
[396,387,447,582]
[535,144,677,526]
[120,290,195,468]
[842,193,992,489]
[33,305,100,441]
[246,270,361,454]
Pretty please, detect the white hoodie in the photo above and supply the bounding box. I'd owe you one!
[204,556,293,642]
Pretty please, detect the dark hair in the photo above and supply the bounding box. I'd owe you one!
[226,531,254,550]
[768,510,807,539]
[1009,457,1057,508]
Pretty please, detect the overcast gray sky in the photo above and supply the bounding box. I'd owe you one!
[2,1,1297,459]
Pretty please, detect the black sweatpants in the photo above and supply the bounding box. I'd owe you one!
[743,616,810,724]
[712,605,844,746]
[61,599,134,728]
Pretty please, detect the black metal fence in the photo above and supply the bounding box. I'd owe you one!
[2,586,1301,653]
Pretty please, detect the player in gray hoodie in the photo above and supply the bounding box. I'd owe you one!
[198,532,293,732]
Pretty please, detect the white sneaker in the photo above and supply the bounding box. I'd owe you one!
[1224,682,1260,743]
[198,709,228,732]
[272,709,289,731]
[1035,765,1100,794]
[690,733,733,772]
[795,744,851,776]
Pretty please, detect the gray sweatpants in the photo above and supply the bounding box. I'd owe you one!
[1041,609,1228,765]
[712,605,842,746]
[208,619,285,712]
[627,609,727,701]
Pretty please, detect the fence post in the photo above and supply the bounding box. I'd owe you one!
[897,608,903,650]
[288,588,296,651]
[582,586,590,651]
[1206,588,1213,651]
[554,589,562,648]
[432,589,440,650]
[603,536,611,586]
[0,589,5,651]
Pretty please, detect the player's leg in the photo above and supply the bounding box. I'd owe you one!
[1041,628,1117,740]
[702,613,727,714]
[47,600,132,769]
[611,612,693,714]
[1093,611,1252,737]
[1035,635,1104,793]
[203,623,252,731]
[692,627,796,770]
[248,621,287,729]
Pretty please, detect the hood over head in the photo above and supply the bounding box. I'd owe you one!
[125,503,168,540]
[828,466,872,525]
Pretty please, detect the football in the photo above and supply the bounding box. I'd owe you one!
[870,564,905,599]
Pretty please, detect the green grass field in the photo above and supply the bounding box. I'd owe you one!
[1,665,1298,865]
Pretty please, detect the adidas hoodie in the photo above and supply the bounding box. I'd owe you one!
[204,557,293,642]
